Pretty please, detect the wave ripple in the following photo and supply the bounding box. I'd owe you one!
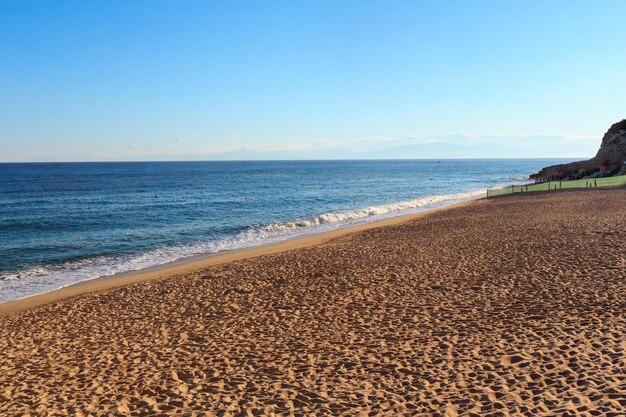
[0,189,484,302]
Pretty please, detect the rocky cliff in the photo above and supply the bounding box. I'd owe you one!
[531,119,626,180]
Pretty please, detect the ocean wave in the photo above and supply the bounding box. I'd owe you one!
[260,189,486,231]
[0,189,485,302]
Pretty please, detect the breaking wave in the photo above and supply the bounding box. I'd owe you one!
[0,189,485,302]
[260,189,486,231]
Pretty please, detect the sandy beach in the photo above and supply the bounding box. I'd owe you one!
[1,189,625,416]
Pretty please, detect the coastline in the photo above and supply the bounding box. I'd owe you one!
[1,160,551,304]
[2,189,624,415]
[0,198,478,318]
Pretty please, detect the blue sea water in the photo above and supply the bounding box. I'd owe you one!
[0,159,570,302]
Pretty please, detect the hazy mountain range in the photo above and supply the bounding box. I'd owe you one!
[2,134,600,162]
[116,134,599,162]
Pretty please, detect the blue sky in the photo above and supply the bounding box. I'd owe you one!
[1,0,625,162]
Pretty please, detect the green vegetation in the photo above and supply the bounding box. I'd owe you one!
[487,175,626,197]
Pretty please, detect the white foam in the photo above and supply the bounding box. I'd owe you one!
[0,189,485,302]
[260,189,485,231]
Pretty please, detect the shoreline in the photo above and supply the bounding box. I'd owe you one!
[0,198,478,318]
[2,189,625,415]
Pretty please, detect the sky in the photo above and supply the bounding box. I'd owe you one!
[1,0,625,162]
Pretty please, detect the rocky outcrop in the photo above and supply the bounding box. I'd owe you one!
[531,119,626,180]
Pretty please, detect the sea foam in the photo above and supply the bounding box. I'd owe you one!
[0,189,484,302]
[260,189,486,231]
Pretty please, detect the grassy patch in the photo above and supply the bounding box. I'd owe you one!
[487,175,626,197]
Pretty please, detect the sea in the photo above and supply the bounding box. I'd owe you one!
[0,159,571,302]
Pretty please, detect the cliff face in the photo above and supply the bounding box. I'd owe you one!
[531,119,626,180]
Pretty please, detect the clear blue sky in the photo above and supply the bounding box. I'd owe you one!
[1,0,625,161]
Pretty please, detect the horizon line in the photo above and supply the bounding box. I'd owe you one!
[0,156,589,164]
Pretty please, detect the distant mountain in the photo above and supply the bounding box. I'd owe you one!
[209,147,356,160]
[78,134,598,162]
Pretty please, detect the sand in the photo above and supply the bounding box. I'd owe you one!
[1,189,625,416]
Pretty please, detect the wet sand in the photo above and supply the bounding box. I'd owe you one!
[1,189,625,416]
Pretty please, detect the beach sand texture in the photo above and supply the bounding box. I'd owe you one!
[1,190,625,416]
